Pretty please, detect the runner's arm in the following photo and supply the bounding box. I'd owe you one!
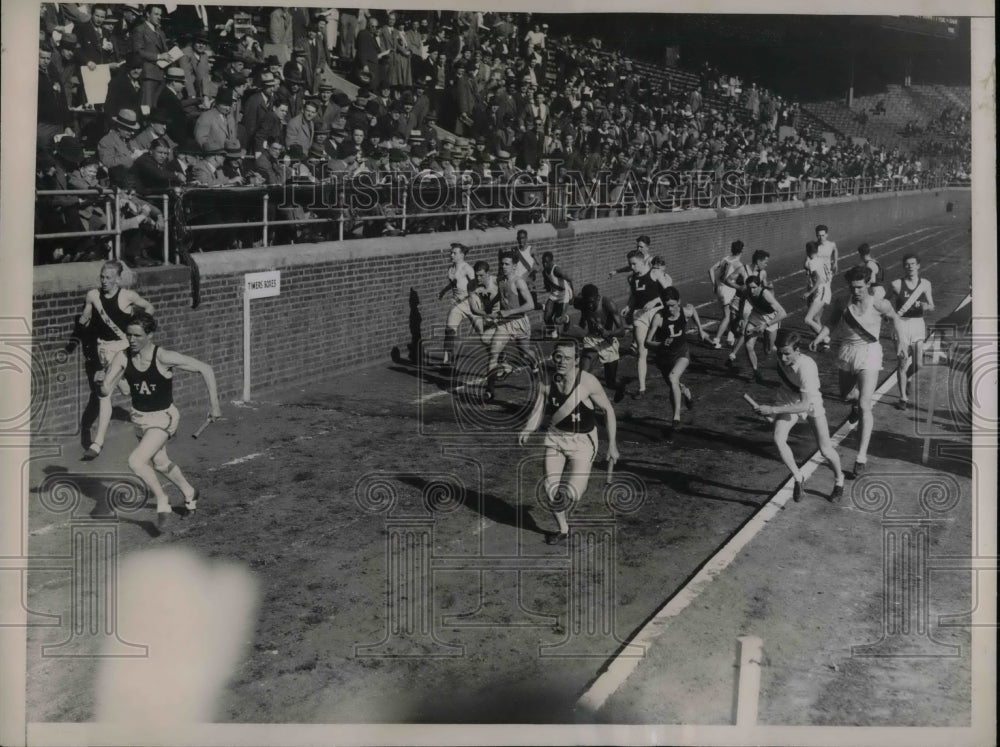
[124,290,155,315]
[920,281,935,312]
[585,373,619,461]
[764,290,788,327]
[79,290,98,326]
[602,298,627,337]
[158,348,222,418]
[810,302,843,349]
[831,243,839,275]
[682,304,711,341]
[643,313,664,350]
[437,279,454,300]
[874,298,907,357]
[499,277,535,318]
[518,382,547,445]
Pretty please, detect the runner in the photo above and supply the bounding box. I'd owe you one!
[540,251,574,339]
[573,283,626,391]
[482,251,539,402]
[802,240,833,347]
[708,240,746,349]
[739,249,775,352]
[644,286,711,432]
[815,224,839,277]
[620,248,664,399]
[889,254,935,410]
[468,260,500,337]
[518,339,619,545]
[77,260,155,459]
[98,311,221,531]
[608,234,653,278]
[437,242,476,368]
[510,229,539,309]
[726,276,787,384]
[857,242,885,299]
[750,329,845,503]
[810,266,906,477]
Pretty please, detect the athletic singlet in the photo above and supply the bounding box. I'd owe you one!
[498,276,530,318]
[543,265,571,302]
[747,290,775,316]
[895,278,926,318]
[805,255,832,288]
[816,240,836,270]
[472,275,499,313]
[651,310,689,354]
[776,355,822,401]
[93,289,132,341]
[717,255,743,287]
[864,259,884,286]
[448,262,474,301]
[629,270,661,309]
[746,265,767,286]
[839,300,883,345]
[546,378,597,433]
[125,346,174,413]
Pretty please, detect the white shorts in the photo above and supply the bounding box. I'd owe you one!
[809,284,832,306]
[131,404,180,440]
[97,338,128,367]
[837,341,883,373]
[632,304,662,337]
[895,317,927,350]
[582,335,620,364]
[487,315,531,346]
[747,310,780,334]
[775,389,826,423]
[543,428,598,463]
[716,285,736,306]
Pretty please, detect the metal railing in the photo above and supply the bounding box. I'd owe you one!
[33,172,954,265]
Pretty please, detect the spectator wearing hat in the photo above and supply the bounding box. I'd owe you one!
[52,32,84,108]
[100,11,128,60]
[354,16,384,90]
[284,48,314,97]
[78,5,121,68]
[98,108,143,170]
[156,66,195,144]
[130,4,170,109]
[37,44,74,146]
[180,30,214,101]
[194,87,238,153]
[243,72,279,153]
[277,66,306,118]
[251,141,286,186]
[452,65,477,136]
[131,107,175,152]
[286,99,318,153]
[344,95,372,138]
[131,136,186,190]
[312,121,338,160]
[106,165,163,266]
[268,7,294,65]
[188,144,241,187]
[316,84,344,129]
[306,20,333,93]
[104,53,144,125]
[221,140,261,186]
[338,8,358,61]
[404,17,424,70]
[254,98,291,154]
[411,77,432,127]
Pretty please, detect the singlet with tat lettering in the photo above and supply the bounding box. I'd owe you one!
[125,346,174,412]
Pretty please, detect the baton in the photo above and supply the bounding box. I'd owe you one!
[742,393,760,409]
[606,456,616,485]
[192,416,214,439]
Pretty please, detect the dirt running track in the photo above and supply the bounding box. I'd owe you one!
[26,206,974,725]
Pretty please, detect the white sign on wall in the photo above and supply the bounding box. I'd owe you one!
[243,270,281,400]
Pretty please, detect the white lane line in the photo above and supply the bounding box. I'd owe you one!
[217,452,266,468]
[574,317,960,715]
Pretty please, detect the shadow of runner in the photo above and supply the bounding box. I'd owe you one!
[617,460,769,507]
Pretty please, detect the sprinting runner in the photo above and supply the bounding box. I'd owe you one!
[574,283,626,390]
[511,229,539,309]
[438,242,476,368]
[726,276,787,384]
[802,240,833,347]
[815,224,839,277]
[468,260,499,337]
[739,249,775,352]
[620,249,664,399]
[482,251,539,402]
[889,254,935,410]
[518,339,619,544]
[99,311,221,532]
[857,243,885,299]
[78,260,155,459]
[810,266,906,477]
[540,251,574,339]
[644,286,710,432]
[751,329,845,503]
[709,240,746,349]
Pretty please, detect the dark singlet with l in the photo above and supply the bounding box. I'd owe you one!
[125,346,174,412]
[547,379,597,434]
[747,290,775,316]
[896,278,924,318]
[629,270,661,310]
[94,289,132,341]
[651,310,689,357]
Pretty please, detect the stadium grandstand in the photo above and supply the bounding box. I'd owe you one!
[34,6,971,267]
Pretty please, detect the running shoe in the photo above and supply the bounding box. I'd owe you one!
[853,461,867,478]
[753,370,765,385]
[632,389,646,400]
[156,511,172,534]
[895,399,908,411]
[829,484,845,503]
[725,357,738,371]
[792,481,803,502]
[848,403,860,424]
[711,338,722,350]
[83,442,102,460]
[681,387,694,409]
[183,489,200,517]
[545,531,569,546]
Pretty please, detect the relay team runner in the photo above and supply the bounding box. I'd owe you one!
[482,251,539,402]
[802,240,833,347]
[810,266,906,477]
[709,240,746,349]
[574,283,626,390]
[726,276,787,384]
[438,242,476,368]
[752,329,845,503]
[99,311,221,531]
[644,286,710,431]
[889,254,935,410]
[78,260,155,459]
[540,251,575,339]
[857,243,885,299]
[519,339,619,545]
[620,249,665,399]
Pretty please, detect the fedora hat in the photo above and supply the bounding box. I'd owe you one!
[113,108,141,130]
[223,140,245,158]
[55,137,85,166]
[165,66,186,82]
[149,108,171,125]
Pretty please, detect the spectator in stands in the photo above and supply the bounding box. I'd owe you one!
[107,165,164,266]
[278,66,307,118]
[180,30,213,102]
[268,6,294,64]
[131,108,173,152]
[194,88,238,153]
[132,136,186,190]
[38,42,74,146]
[131,4,169,109]
[286,98,318,152]
[355,16,384,90]
[78,5,120,69]
[98,108,142,170]
[105,53,144,128]
[255,98,290,154]
[157,66,195,144]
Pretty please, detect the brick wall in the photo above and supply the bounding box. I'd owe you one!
[31,188,968,438]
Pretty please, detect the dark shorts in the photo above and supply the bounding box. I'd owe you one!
[656,343,690,375]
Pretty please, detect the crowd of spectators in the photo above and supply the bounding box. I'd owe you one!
[34,4,971,266]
